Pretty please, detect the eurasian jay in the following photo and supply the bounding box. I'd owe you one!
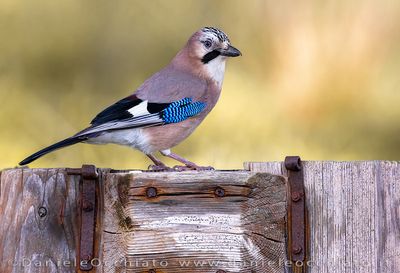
[19,27,241,171]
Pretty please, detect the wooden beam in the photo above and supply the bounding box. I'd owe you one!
[102,171,287,273]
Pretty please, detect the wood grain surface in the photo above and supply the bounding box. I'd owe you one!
[101,171,287,273]
[245,161,400,273]
[0,168,80,273]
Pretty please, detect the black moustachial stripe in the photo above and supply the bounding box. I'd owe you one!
[201,50,221,64]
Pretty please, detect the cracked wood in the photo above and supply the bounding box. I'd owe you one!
[102,171,287,273]
[0,168,80,273]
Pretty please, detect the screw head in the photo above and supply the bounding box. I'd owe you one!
[216,270,226,273]
[149,269,156,273]
[82,254,91,261]
[82,200,94,211]
[38,207,47,218]
[214,187,225,197]
[291,192,302,202]
[146,187,157,198]
[292,245,302,254]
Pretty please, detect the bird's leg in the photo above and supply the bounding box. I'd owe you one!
[160,150,214,171]
[146,154,173,172]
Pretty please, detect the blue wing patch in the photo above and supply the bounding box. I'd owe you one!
[161,98,206,124]
[76,97,206,137]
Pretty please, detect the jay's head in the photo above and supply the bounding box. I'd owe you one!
[180,27,241,85]
[189,27,241,64]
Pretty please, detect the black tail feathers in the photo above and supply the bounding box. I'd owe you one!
[19,137,85,165]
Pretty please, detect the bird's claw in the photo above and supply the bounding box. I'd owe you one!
[148,164,214,172]
[173,165,214,171]
[148,165,174,172]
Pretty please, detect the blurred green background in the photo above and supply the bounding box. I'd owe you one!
[1,0,400,169]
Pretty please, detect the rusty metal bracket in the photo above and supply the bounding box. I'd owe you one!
[67,164,98,271]
[285,156,307,265]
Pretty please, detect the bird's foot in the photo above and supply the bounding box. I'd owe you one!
[173,165,215,171]
[148,164,174,172]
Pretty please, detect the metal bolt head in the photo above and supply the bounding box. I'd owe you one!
[292,245,302,254]
[146,187,157,198]
[38,207,47,218]
[214,187,225,197]
[82,200,94,212]
[82,254,91,261]
[216,270,226,273]
[291,192,302,202]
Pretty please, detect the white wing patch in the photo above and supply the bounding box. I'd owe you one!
[128,100,150,116]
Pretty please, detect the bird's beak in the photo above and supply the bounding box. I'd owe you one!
[218,45,242,57]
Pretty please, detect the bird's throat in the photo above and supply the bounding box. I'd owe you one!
[204,58,226,88]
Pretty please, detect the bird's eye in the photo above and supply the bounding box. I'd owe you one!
[204,40,212,49]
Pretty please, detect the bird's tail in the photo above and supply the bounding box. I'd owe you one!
[19,137,85,165]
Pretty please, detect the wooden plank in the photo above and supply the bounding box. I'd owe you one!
[0,168,80,273]
[102,171,287,273]
[376,161,400,273]
[245,161,400,273]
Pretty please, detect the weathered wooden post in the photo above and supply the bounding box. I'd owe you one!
[0,160,399,273]
[246,160,400,273]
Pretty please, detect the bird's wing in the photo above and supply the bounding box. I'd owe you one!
[92,65,209,126]
[90,94,168,126]
[76,97,206,137]
[77,66,209,137]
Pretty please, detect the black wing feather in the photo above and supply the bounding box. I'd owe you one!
[91,94,172,126]
[90,95,142,125]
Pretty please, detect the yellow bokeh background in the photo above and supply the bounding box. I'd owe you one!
[1,0,400,169]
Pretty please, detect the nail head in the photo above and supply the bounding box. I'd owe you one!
[214,187,225,197]
[146,187,157,198]
[38,206,47,218]
[291,192,302,202]
[292,245,302,254]
[82,200,94,211]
